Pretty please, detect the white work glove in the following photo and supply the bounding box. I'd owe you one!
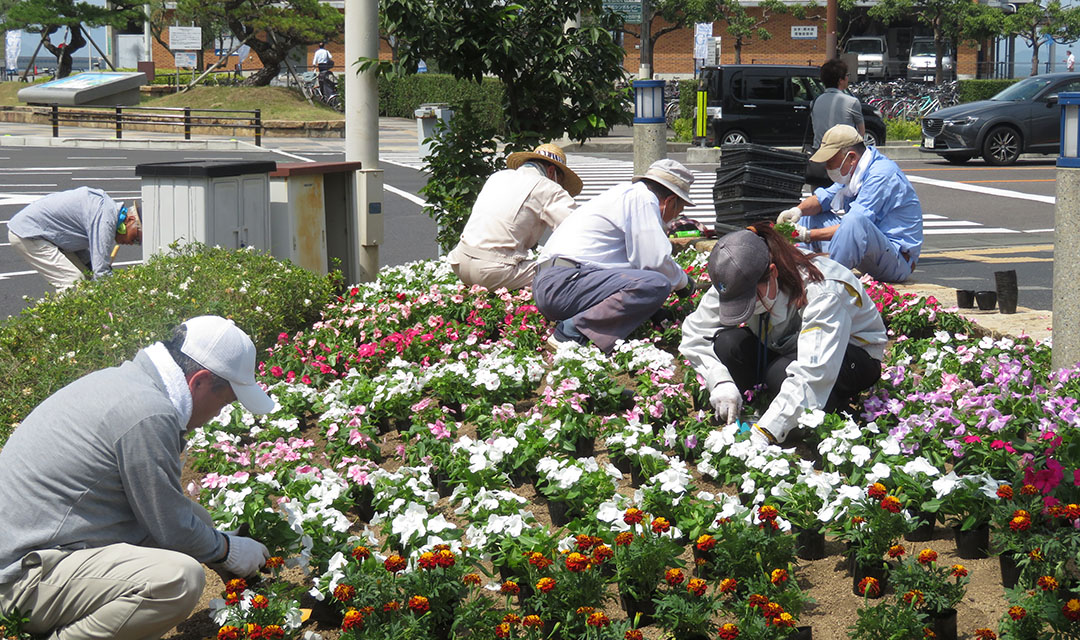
[222,534,270,577]
[709,382,742,425]
[776,207,803,225]
[793,225,810,243]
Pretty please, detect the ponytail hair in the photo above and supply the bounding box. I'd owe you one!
[747,222,823,309]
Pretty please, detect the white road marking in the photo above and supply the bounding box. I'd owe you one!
[1024,228,1054,233]
[385,184,426,206]
[907,174,1056,204]
[237,141,313,163]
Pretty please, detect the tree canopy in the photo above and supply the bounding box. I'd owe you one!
[3,0,142,77]
[1002,0,1080,75]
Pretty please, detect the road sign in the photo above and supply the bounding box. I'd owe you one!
[603,1,642,24]
[174,51,197,69]
[169,26,202,51]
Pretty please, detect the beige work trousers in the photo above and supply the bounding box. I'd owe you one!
[447,245,538,292]
[7,230,88,292]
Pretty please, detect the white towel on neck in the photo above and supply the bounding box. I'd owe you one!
[145,341,193,429]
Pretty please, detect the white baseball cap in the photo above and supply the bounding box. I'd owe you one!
[179,315,274,414]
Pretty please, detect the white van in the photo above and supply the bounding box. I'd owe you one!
[907,37,955,82]
[845,36,889,80]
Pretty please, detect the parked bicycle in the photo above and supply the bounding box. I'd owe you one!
[299,69,342,111]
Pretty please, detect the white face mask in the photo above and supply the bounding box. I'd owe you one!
[827,153,855,185]
[755,276,779,317]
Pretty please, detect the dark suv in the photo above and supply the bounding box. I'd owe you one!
[699,65,887,148]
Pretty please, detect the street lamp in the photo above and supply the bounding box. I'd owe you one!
[1052,91,1080,370]
[1059,92,1080,164]
[632,78,667,175]
[633,79,665,124]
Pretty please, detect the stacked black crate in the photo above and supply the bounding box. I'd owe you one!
[712,144,808,231]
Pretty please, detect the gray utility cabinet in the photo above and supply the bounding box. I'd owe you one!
[134,160,277,262]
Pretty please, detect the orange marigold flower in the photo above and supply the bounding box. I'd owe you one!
[718,623,740,640]
[586,612,610,627]
[593,544,614,563]
[576,606,595,616]
[384,554,407,573]
[501,581,520,595]
[528,551,553,569]
[463,573,482,585]
[1038,575,1059,591]
[265,556,284,569]
[1020,484,1039,495]
[494,622,511,638]
[974,629,997,640]
[225,592,240,606]
[719,578,738,593]
[917,549,938,565]
[625,630,644,640]
[351,545,371,561]
[358,606,375,616]
[903,589,925,605]
[867,482,887,500]
[217,626,242,640]
[1010,515,1031,532]
[523,615,543,628]
[263,625,284,639]
[762,602,784,618]
[1049,503,1066,518]
[250,594,269,609]
[536,577,556,592]
[696,534,717,551]
[687,578,707,596]
[244,623,261,638]
[408,595,429,613]
[615,531,634,546]
[888,544,906,558]
[924,629,936,640]
[341,610,363,631]
[1009,605,1026,620]
[1064,599,1080,621]
[858,576,881,597]
[436,549,456,568]
[748,593,769,607]
[770,612,796,628]
[502,613,521,625]
[758,505,780,521]
[1067,504,1080,520]
[432,543,450,552]
[997,485,1014,500]
[333,584,356,602]
[225,578,248,593]
[418,551,438,570]
[665,568,685,585]
[951,564,968,578]
[852,516,866,525]
[880,495,902,513]
[652,517,672,534]
[575,534,596,550]
[1029,548,1044,561]
[771,568,789,585]
[623,508,645,525]
[384,600,401,612]
[565,552,591,572]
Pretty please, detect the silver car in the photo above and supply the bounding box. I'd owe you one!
[907,38,954,82]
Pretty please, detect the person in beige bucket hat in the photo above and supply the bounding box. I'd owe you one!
[532,158,699,353]
[447,143,583,292]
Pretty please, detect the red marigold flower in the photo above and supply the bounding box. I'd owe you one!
[225,578,248,593]
[770,613,796,628]
[748,593,769,607]
[523,615,543,628]
[225,592,240,606]
[575,534,594,550]
[718,623,740,639]
[436,549,456,568]
[463,573,481,585]
[408,595,429,613]
[250,594,269,609]
[333,584,356,602]
[358,606,375,616]
[502,613,521,625]
[1038,575,1059,591]
[903,589,925,605]
[1049,503,1066,518]
[758,505,780,521]
[1067,504,1080,519]
[351,545,371,561]
[974,629,997,640]
[687,578,707,596]
[384,554,407,573]
[586,612,610,627]
[615,531,634,546]
[501,581,520,595]
[384,600,400,612]
[593,544,614,563]
[771,568,789,585]
[719,577,738,592]
[536,577,556,592]
[852,516,866,525]
[418,551,438,570]
[880,495,902,513]
[917,549,938,565]
[1009,605,1026,621]
[623,507,645,525]
[565,552,591,572]
[665,568,685,585]
[576,606,595,616]
[997,485,1014,500]
[1030,548,1044,561]
[625,630,644,640]
[341,610,363,631]
[494,622,511,638]
[652,517,672,534]
[244,623,261,639]
[858,576,881,597]
[217,625,242,640]
[1010,515,1032,532]
[867,482,888,500]
[527,551,553,569]
[888,544,906,558]
[263,625,284,639]
[696,534,717,551]
[951,564,969,578]
[762,602,784,618]
[265,556,284,569]
[1021,484,1039,496]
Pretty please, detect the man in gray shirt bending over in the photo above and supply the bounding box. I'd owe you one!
[0,315,275,640]
[806,58,865,190]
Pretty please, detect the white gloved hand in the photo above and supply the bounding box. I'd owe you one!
[793,224,810,243]
[222,535,270,577]
[709,382,742,425]
[776,207,802,225]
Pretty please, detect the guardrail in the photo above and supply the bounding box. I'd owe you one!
[33,103,263,146]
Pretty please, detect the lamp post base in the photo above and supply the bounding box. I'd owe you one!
[633,122,667,176]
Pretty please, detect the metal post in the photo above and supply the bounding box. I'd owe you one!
[51,104,59,138]
[826,0,838,59]
[254,109,261,146]
[346,0,383,283]
[115,106,122,139]
[184,107,191,140]
[1055,93,1080,370]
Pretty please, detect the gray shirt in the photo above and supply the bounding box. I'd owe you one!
[811,88,864,150]
[0,350,226,584]
[7,187,121,279]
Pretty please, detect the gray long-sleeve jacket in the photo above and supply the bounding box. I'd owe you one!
[0,350,226,585]
[7,187,121,279]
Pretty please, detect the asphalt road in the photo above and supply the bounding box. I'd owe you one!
[0,142,1059,321]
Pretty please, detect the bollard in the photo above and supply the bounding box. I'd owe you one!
[51,104,58,138]
[115,106,122,140]
[254,109,262,147]
[995,270,1018,314]
[184,107,191,140]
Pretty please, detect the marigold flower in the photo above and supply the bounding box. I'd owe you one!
[917,549,938,564]
[593,544,613,563]
[350,545,371,561]
[333,584,355,602]
[528,551,553,569]
[770,612,796,628]
[225,592,240,606]
[951,564,968,578]
[358,606,375,616]
[687,577,707,596]
[250,594,269,609]
[536,577,556,592]
[384,554,407,573]
[1049,503,1066,518]
[1010,515,1031,532]
[615,531,634,546]
[1038,575,1059,591]
[858,576,881,597]
[1020,484,1039,495]
[436,549,456,568]
[623,507,645,525]
[418,551,438,570]
[625,630,644,640]
[852,516,866,525]
[384,600,400,612]
[501,581,520,595]
[880,495,902,513]
[1008,605,1026,620]
[748,593,769,607]
[1029,548,1044,561]
[903,589,925,605]
[265,556,284,569]
[1066,600,1080,622]
[341,610,363,631]
[719,577,738,592]
[263,625,284,639]
[565,552,590,572]
[463,573,481,585]
[758,505,780,521]
[218,626,242,640]
[225,578,248,593]
[997,485,1014,500]
[523,615,543,628]
[923,626,936,639]
[974,629,997,640]
[762,602,784,618]
[651,516,671,534]
[244,623,261,638]
[888,544,905,558]
[575,534,594,550]
[867,482,887,500]
[494,622,511,638]
[408,595,429,613]
[502,613,521,625]
[665,568,685,585]
[1067,504,1080,520]
[718,623,740,640]
[586,612,610,627]
[576,606,595,616]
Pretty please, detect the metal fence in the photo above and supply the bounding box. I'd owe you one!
[32,103,263,146]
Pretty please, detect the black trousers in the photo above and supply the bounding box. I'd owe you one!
[711,327,881,413]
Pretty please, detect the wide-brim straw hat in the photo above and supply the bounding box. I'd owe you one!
[506,143,583,197]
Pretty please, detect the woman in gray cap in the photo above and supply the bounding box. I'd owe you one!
[679,223,886,446]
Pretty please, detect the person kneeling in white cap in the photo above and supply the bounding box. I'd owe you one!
[0,316,275,640]
[532,158,697,353]
[679,223,887,446]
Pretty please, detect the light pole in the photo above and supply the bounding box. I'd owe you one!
[345,0,383,282]
[1053,92,1080,371]
[632,78,666,175]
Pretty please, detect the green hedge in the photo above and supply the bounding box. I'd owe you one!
[378,73,505,132]
[0,245,337,444]
[958,79,1021,104]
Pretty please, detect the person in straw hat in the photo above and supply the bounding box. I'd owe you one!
[447,143,583,291]
[7,186,142,292]
[532,158,698,353]
[775,123,922,283]
[680,223,886,447]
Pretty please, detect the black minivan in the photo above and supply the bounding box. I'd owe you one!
[699,65,887,148]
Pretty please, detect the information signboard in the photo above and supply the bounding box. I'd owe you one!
[791,26,818,40]
[603,1,642,24]
[694,23,713,60]
[169,26,203,51]
[174,51,197,68]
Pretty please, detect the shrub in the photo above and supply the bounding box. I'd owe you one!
[958,79,1021,104]
[672,117,694,142]
[378,73,505,132]
[886,118,922,141]
[0,245,336,444]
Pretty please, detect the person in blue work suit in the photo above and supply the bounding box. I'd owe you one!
[776,124,923,283]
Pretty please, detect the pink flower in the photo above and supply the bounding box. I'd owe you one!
[270,366,284,378]
[964,435,983,444]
